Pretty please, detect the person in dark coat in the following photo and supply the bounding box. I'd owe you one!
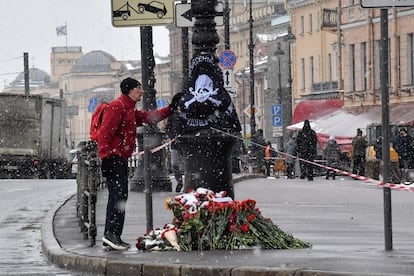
[296,120,317,181]
[249,129,267,173]
[323,135,341,180]
[394,128,414,170]
[351,128,367,177]
[285,134,297,179]
[394,128,414,182]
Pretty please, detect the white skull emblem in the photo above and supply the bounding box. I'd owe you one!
[184,74,221,108]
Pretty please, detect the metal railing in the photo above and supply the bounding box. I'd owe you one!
[76,141,104,246]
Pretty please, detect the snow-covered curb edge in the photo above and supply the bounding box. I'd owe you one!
[41,194,108,274]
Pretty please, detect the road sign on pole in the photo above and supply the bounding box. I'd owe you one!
[244,105,260,118]
[175,2,224,27]
[219,50,237,69]
[360,0,414,8]
[111,0,174,27]
[222,69,233,88]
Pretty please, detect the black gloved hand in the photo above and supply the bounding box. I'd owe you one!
[101,157,112,177]
[169,93,185,112]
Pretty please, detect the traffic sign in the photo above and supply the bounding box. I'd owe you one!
[271,104,282,115]
[222,69,233,88]
[244,105,260,118]
[111,0,174,27]
[361,0,414,7]
[219,50,237,69]
[175,2,224,27]
[89,98,98,106]
[272,115,283,127]
[156,99,167,108]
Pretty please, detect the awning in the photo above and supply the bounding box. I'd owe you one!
[288,102,414,152]
[291,99,343,124]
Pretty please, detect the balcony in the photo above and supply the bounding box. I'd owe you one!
[312,81,338,93]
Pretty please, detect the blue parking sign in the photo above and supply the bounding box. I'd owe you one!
[89,98,98,106]
[157,99,167,108]
[272,104,282,115]
[272,115,283,127]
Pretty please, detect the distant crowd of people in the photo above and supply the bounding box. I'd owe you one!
[244,120,414,184]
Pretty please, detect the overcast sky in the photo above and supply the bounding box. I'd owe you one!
[0,0,170,92]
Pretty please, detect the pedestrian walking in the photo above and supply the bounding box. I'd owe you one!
[98,77,179,251]
[249,129,267,174]
[323,135,341,180]
[285,134,297,179]
[296,120,317,181]
[265,141,273,176]
[351,128,367,178]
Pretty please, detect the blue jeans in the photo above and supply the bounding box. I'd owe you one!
[103,156,128,237]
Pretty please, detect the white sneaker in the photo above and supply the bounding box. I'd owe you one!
[102,234,128,251]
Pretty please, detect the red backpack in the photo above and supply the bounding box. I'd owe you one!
[90,100,125,141]
[90,102,109,141]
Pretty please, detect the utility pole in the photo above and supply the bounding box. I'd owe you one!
[380,8,392,251]
[23,52,29,95]
[224,0,230,50]
[249,0,256,136]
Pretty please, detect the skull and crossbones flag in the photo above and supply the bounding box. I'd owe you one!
[169,54,241,135]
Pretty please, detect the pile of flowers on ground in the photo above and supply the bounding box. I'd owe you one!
[136,188,311,251]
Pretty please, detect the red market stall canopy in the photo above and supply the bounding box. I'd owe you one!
[291,99,343,124]
[288,102,414,152]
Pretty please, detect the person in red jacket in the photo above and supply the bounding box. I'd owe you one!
[99,77,179,250]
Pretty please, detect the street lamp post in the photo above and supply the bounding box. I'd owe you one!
[241,69,247,138]
[175,0,238,199]
[249,0,256,136]
[274,43,284,148]
[284,26,296,148]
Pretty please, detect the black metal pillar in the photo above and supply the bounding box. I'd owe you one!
[176,0,237,199]
[248,0,256,136]
[224,0,230,50]
[380,8,392,251]
[130,27,172,192]
[182,0,189,91]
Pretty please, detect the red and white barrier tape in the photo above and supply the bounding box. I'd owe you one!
[210,127,414,193]
[131,137,177,156]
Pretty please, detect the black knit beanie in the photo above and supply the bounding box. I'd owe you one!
[120,77,141,95]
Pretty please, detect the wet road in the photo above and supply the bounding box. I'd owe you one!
[0,179,83,275]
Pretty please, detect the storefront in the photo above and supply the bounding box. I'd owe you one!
[288,102,414,153]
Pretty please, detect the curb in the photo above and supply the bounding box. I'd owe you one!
[42,176,404,276]
[41,194,108,274]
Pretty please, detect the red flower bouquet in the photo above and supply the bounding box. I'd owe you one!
[136,188,310,251]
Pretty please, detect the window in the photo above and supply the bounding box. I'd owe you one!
[397,36,401,88]
[317,11,320,32]
[328,54,332,81]
[301,58,305,89]
[308,14,313,33]
[349,44,355,91]
[310,56,314,85]
[360,42,367,91]
[300,16,304,35]
[407,33,414,85]
[318,55,321,82]
[374,40,381,89]
[348,0,354,18]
